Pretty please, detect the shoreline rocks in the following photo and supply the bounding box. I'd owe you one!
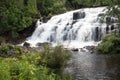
[23,42,30,47]
[71,45,98,54]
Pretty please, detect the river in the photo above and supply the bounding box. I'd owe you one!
[66,52,120,80]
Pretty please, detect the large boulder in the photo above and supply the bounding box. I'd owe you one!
[73,11,86,20]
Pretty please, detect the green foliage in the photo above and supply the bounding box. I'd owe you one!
[65,0,110,9]
[106,0,120,23]
[0,44,25,57]
[97,0,120,54]
[0,58,58,80]
[0,0,38,38]
[97,33,120,54]
[0,37,5,44]
[0,44,72,80]
[37,0,67,17]
[40,46,71,71]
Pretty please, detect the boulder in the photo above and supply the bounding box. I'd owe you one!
[71,48,79,52]
[84,46,101,54]
[85,46,95,51]
[42,17,51,23]
[98,13,104,17]
[73,11,85,20]
[106,26,109,34]
[94,27,101,41]
[23,42,30,47]
[111,25,114,30]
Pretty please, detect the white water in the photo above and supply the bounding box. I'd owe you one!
[25,7,115,48]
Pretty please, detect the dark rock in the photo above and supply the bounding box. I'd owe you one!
[106,26,109,34]
[49,34,55,42]
[23,42,30,47]
[71,48,79,52]
[42,17,51,23]
[106,17,111,23]
[94,27,101,41]
[98,13,104,17]
[85,46,95,51]
[73,11,85,20]
[18,21,37,37]
[63,33,68,41]
[72,20,77,25]
[63,27,67,31]
[66,23,69,26]
[85,46,98,54]
[36,42,51,47]
[111,25,114,30]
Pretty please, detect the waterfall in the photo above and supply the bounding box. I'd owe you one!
[26,7,116,48]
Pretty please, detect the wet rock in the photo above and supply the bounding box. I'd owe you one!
[98,13,104,17]
[73,11,86,20]
[79,48,86,52]
[71,48,79,52]
[106,26,109,34]
[36,42,51,47]
[94,27,101,41]
[23,42,30,47]
[85,46,95,50]
[42,17,51,23]
[111,25,114,30]
[63,33,68,41]
[72,20,77,25]
[85,46,97,53]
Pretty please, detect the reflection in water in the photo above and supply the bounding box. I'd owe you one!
[66,52,120,80]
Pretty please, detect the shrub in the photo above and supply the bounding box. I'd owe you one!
[0,37,5,44]
[0,44,27,57]
[0,0,38,39]
[97,33,120,54]
[37,45,71,73]
[0,45,72,80]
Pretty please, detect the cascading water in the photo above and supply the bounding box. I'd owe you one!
[26,7,116,48]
